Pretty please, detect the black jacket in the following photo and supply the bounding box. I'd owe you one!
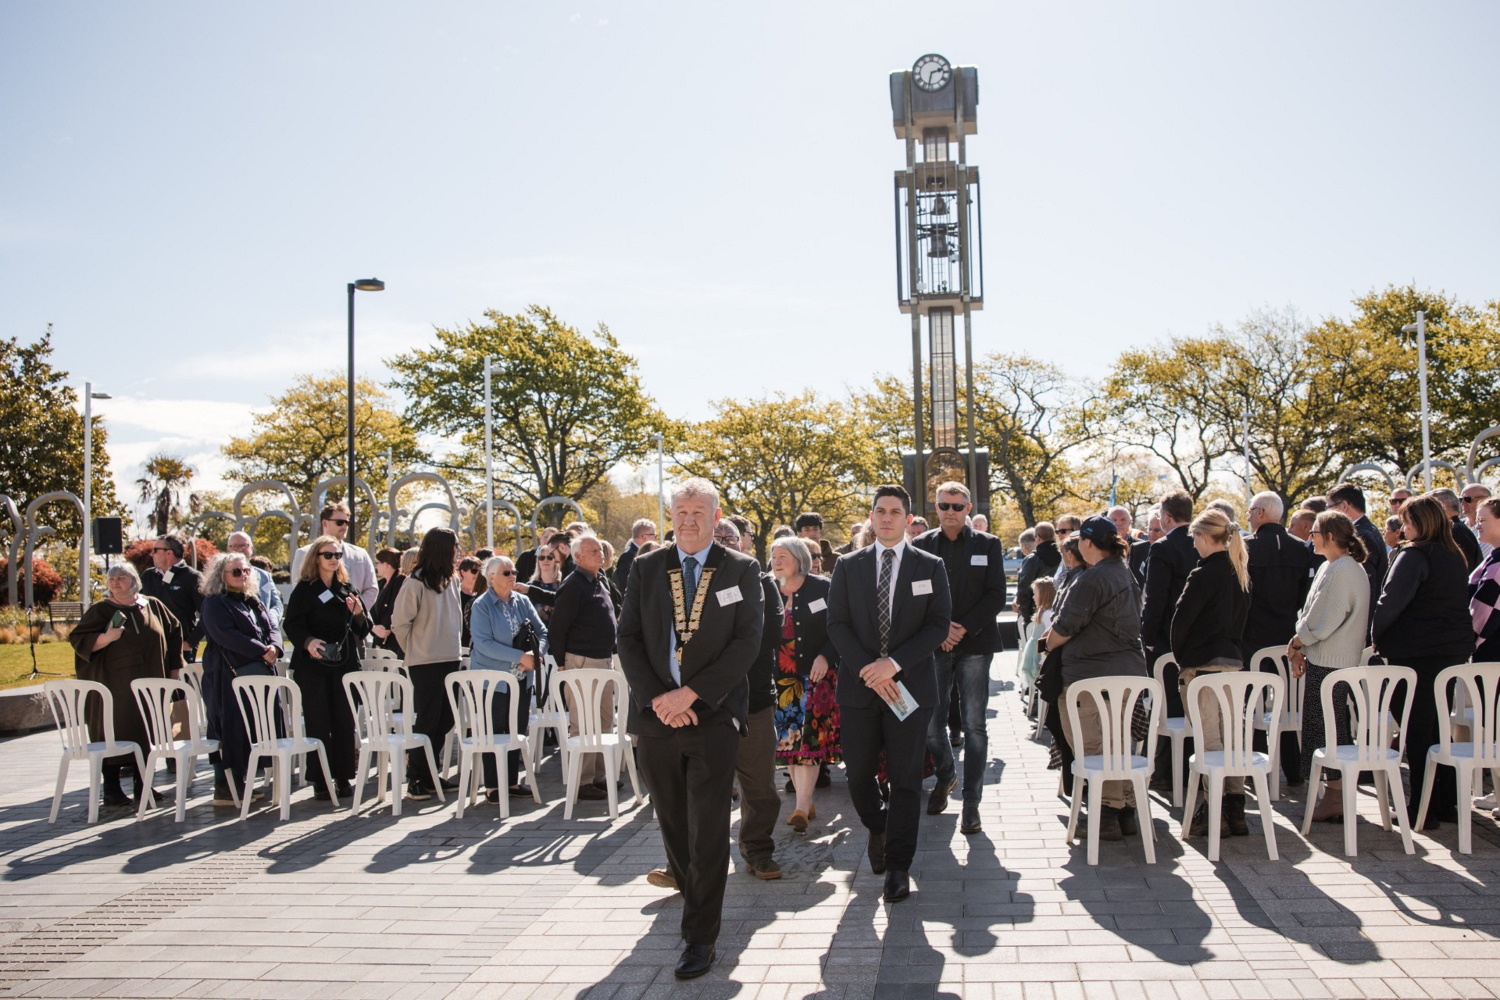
[369,574,406,658]
[549,569,617,659]
[1372,541,1472,662]
[1453,517,1483,574]
[140,561,204,646]
[617,543,765,735]
[1170,550,1252,669]
[283,576,370,672]
[1242,523,1314,661]
[781,573,839,679]
[748,573,783,714]
[1016,539,1062,622]
[1128,538,1151,586]
[614,540,640,591]
[1140,526,1197,655]
[1353,515,1389,632]
[827,542,952,710]
[912,525,1008,654]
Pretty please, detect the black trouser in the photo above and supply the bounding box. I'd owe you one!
[406,661,459,786]
[638,720,740,946]
[295,664,356,786]
[482,673,532,789]
[1390,654,1465,821]
[841,700,933,873]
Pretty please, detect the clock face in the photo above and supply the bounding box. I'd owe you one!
[912,54,952,93]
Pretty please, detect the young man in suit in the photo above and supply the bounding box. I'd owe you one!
[617,477,765,981]
[827,484,952,903]
[912,482,1007,834]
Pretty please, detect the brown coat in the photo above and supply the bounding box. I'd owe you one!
[69,597,183,748]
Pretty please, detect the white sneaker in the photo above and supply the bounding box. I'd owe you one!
[1474,792,1497,811]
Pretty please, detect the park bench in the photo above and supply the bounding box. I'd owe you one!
[46,602,83,629]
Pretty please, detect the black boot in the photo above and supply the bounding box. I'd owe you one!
[1096,805,1124,841]
[101,767,129,807]
[1224,794,1249,836]
[1116,806,1139,837]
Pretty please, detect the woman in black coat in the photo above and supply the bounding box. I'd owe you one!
[1374,495,1474,829]
[282,534,370,801]
[368,548,405,659]
[199,553,282,804]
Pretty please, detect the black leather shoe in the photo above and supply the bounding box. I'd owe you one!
[102,780,129,807]
[927,776,957,815]
[960,803,982,834]
[674,942,715,980]
[816,764,831,788]
[312,784,331,801]
[334,780,353,800]
[867,830,886,874]
[883,869,910,902]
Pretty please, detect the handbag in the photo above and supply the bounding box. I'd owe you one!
[1037,640,1065,703]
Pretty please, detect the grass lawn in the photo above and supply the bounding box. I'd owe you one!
[0,643,77,690]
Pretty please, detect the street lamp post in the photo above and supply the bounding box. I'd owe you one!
[484,355,495,550]
[1401,311,1432,492]
[82,382,111,611]
[347,278,385,539]
[656,432,665,536]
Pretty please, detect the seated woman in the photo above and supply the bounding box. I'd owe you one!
[469,555,548,802]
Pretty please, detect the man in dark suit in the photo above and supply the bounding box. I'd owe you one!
[613,518,657,590]
[140,534,203,664]
[827,484,951,903]
[1327,483,1388,633]
[617,478,764,981]
[1432,488,1482,572]
[913,482,1007,834]
[1140,490,1197,714]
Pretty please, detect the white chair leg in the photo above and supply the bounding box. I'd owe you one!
[494,752,510,820]
[563,744,583,821]
[50,756,70,824]
[1181,770,1201,841]
[1388,765,1415,855]
[1134,776,1156,864]
[87,755,102,825]
[174,754,188,823]
[376,753,388,806]
[422,741,445,803]
[1085,775,1103,866]
[277,756,292,821]
[454,751,468,819]
[521,741,542,803]
[1374,770,1392,832]
[1341,767,1359,857]
[621,742,643,805]
[137,751,159,821]
[1457,763,1475,855]
[1171,735,1185,808]
[604,750,620,820]
[240,754,258,821]
[352,746,371,816]
[1253,771,1278,861]
[1065,770,1082,844]
[1300,758,1321,835]
[1414,755,1437,832]
[1206,775,1224,863]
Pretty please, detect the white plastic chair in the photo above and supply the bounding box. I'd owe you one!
[44,680,149,825]
[345,671,443,816]
[365,648,400,661]
[1416,664,1500,855]
[1182,671,1282,862]
[131,678,229,822]
[1249,646,1302,801]
[1150,653,1189,807]
[553,667,641,820]
[1299,665,1415,856]
[1062,676,1163,865]
[531,654,571,771]
[233,675,338,820]
[445,670,541,818]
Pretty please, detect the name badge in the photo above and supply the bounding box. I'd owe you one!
[808,598,827,613]
[912,579,933,596]
[318,590,334,604]
[162,570,175,585]
[970,555,988,566]
[716,586,744,607]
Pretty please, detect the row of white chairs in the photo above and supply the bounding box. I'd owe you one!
[1063,662,1500,865]
[44,663,642,826]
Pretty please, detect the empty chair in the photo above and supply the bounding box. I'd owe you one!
[131,678,228,822]
[1182,671,1282,862]
[553,668,640,820]
[44,680,148,824]
[1248,646,1303,801]
[1150,653,1189,807]
[1062,676,1163,865]
[344,670,443,816]
[445,670,540,819]
[1416,664,1500,854]
[233,675,339,820]
[1300,665,1416,855]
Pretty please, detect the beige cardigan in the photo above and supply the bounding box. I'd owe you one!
[1294,555,1371,670]
[391,574,463,666]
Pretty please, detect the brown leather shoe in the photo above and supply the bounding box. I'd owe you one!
[647,868,678,891]
[745,856,782,880]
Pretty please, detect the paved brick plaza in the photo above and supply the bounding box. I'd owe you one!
[4,653,1500,1000]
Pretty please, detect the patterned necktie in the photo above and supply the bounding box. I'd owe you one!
[682,556,699,614]
[877,548,895,657]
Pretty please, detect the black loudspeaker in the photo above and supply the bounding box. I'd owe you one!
[91,517,123,555]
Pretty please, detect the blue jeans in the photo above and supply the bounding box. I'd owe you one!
[925,651,992,804]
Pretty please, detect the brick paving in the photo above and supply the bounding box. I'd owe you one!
[4,653,1500,999]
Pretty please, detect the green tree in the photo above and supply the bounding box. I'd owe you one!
[386,306,678,512]
[135,453,195,537]
[0,326,122,538]
[675,392,876,559]
[222,373,427,519]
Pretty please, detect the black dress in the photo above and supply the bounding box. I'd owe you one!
[282,576,371,789]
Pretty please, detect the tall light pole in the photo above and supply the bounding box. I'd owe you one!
[1401,311,1432,492]
[82,382,111,611]
[656,432,665,536]
[484,355,495,550]
[347,278,385,539]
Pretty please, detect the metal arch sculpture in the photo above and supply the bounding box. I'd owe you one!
[1336,462,1398,490]
[231,481,301,532]
[22,491,85,610]
[1466,426,1500,485]
[398,503,460,547]
[386,473,461,547]
[529,496,585,547]
[469,500,524,556]
[1405,459,1462,491]
[0,495,22,607]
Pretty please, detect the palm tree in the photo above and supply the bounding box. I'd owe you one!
[136,453,194,536]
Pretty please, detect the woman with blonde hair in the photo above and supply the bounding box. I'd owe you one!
[1170,507,1253,838]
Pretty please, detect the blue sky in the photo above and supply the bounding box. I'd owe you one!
[3,2,1497,506]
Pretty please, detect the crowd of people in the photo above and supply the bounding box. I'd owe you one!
[57,473,1500,981]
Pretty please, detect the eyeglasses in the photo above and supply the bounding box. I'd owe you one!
[226,568,250,578]
[935,502,967,512]
[498,570,516,577]
[1463,496,1487,504]
[1308,530,1323,537]
[538,555,555,562]
[318,551,344,561]
[328,518,350,527]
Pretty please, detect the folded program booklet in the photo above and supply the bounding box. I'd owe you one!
[887,681,918,721]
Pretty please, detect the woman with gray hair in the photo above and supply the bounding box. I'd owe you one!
[768,535,841,830]
[68,562,183,806]
[199,552,283,806]
[469,555,548,800]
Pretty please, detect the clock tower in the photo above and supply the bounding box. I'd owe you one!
[890,53,988,518]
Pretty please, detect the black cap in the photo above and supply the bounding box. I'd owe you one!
[1078,515,1118,545]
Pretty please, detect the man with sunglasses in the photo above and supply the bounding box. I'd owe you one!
[1462,485,1493,556]
[912,482,1006,834]
[289,502,379,612]
[141,534,204,664]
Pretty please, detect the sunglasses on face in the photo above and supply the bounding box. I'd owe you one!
[318,551,343,561]
[935,502,967,512]
[152,547,172,553]
[538,555,555,562]
[226,568,250,578]
[498,570,516,577]
[328,518,350,527]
